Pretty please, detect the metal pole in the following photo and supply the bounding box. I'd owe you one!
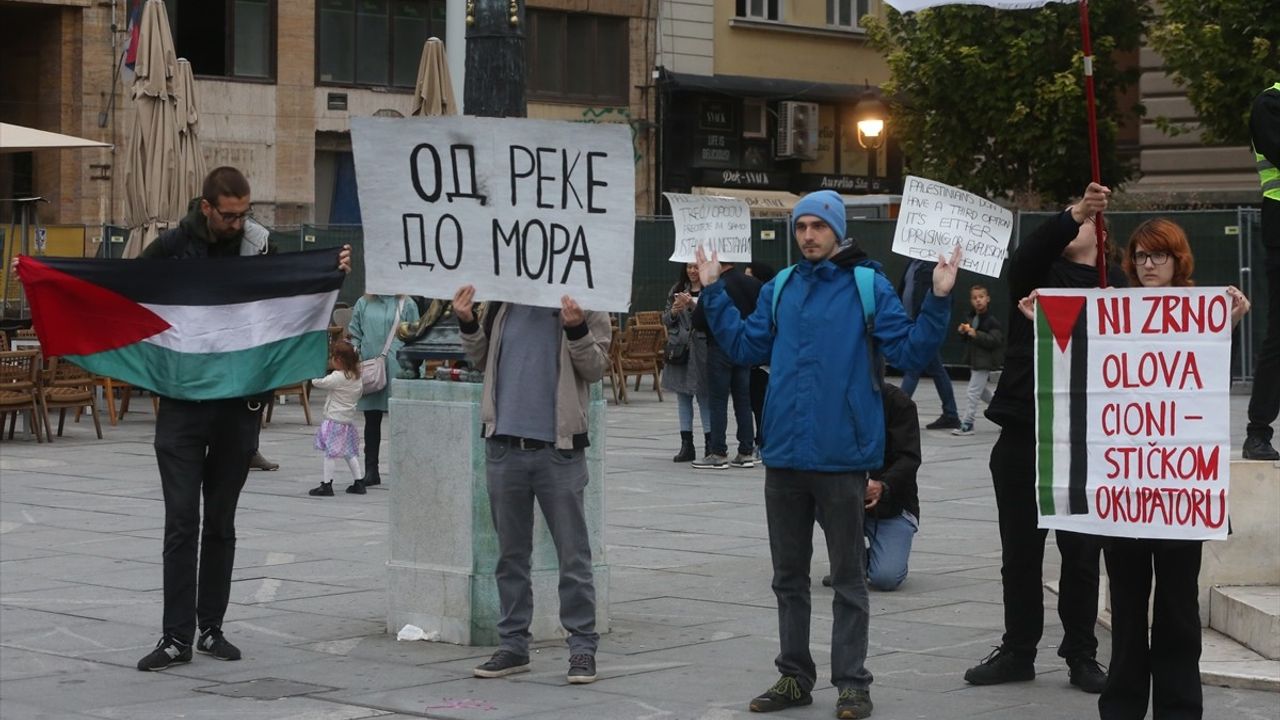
[1078,0,1108,288]
[463,0,526,119]
[446,0,467,114]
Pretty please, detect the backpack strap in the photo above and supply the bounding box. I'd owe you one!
[770,263,877,334]
[770,264,797,333]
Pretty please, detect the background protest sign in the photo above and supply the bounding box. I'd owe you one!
[351,116,635,312]
[891,176,1012,277]
[664,192,752,263]
[1034,287,1232,540]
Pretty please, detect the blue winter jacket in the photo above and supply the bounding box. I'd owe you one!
[702,257,950,472]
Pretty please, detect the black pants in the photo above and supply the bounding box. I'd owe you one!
[765,468,873,692]
[989,427,1100,661]
[1247,245,1280,441]
[1099,539,1203,720]
[706,342,754,456]
[749,367,768,448]
[364,410,385,475]
[154,397,261,643]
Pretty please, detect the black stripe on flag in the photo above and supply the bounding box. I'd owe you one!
[1068,309,1089,515]
[32,247,345,305]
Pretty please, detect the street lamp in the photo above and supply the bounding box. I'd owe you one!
[853,95,887,150]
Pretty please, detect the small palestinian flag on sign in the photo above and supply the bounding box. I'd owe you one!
[1035,292,1090,517]
[16,248,345,401]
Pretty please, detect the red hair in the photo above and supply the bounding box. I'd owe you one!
[1124,219,1195,288]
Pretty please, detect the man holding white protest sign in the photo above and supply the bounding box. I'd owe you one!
[965,182,1122,693]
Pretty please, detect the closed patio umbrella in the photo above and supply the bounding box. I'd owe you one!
[410,38,457,117]
[173,59,206,214]
[122,0,179,258]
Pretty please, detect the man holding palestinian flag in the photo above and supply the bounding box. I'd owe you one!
[16,167,352,672]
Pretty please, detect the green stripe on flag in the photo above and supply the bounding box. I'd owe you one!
[64,331,330,401]
[1036,309,1056,515]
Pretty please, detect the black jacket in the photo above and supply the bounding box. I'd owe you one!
[985,210,1127,428]
[692,265,760,343]
[960,310,1005,371]
[870,383,921,521]
[1251,85,1280,249]
[142,198,246,259]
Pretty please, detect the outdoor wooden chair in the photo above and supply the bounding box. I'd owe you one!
[264,382,312,425]
[0,329,9,351]
[627,311,663,330]
[92,375,134,425]
[0,350,43,442]
[38,357,103,441]
[617,325,666,401]
[605,327,627,405]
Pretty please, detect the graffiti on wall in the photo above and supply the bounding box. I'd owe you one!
[575,107,642,164]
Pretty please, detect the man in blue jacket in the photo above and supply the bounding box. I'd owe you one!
[696,190,961,720]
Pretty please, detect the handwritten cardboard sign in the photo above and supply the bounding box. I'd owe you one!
[1034,287,1232,540]
[891,176,1012,277]
[351,116,635,311]
[664,192,752,263]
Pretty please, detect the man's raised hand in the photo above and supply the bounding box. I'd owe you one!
[931,244,963,297]
[694,245,722,286]
[453,285,476,323]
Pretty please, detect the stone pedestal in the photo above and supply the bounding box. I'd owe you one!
[1197,459,1280,625]
[385,379,609,646]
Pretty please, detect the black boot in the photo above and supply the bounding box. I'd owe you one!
[308,480,334,497]
[364,450,381,486]
[673,431,695,462]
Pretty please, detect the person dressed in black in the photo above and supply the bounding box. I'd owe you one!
[745,262,776,457]
[136,167,351,671]
[963,182,1121,693]
[690,259,761,469]
[1244,82,1280,461]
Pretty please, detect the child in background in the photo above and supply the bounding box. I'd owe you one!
[308,341,366,497]
[953,284,1004,436]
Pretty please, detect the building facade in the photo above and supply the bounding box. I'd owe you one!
[0,0,657,236]
[654,0,902,216]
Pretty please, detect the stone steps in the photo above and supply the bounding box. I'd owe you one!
[1210,586,1280,660]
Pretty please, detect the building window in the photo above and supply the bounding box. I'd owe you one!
[736,0,781,21]
[827,0,869,28]
[164,0,276,80]
[317,0,446,88]
[525,11,629,105]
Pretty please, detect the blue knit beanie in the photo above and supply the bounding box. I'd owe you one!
[792,190,846,240]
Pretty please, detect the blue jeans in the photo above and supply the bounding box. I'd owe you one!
[706,342,754,456]
[676,391,711,434]
[864,512,918,591]
[900,353,958,418]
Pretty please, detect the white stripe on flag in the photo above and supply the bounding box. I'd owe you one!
[884,0,1074,11]
[141,290,339,354]
[1050,344,1072,515]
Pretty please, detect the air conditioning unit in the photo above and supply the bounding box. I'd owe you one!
[776,101,819,160]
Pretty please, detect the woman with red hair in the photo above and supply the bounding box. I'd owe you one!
[1100,218,1249,720]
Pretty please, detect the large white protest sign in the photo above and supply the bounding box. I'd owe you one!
[664,192,752,263]
[892,176,1013,277]
[351,116,635,311]
[1034,288,1232,540]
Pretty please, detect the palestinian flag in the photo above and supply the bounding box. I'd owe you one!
[1034,293,1090,517]
[16,248,345,401]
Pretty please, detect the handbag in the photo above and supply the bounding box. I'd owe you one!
[359,297,406,395]
[664,316,691,366]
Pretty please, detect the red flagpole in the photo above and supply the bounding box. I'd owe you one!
[1079,0,1108,287]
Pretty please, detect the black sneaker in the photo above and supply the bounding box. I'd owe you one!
[136,637,191,671]
[836,687,873,719]
[1067,656,1106,693]
[567,653,597,684]
[1243,435,1279,461]
[196,628,241,661]
[730,453,756,468]
[925,415,962,430]
[964,646,1035,685]
[345,480,367,495]
[308,481,334,497]
[748,675,812,712]
[473,649,530,678]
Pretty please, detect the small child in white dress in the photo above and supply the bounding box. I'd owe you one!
[308,341,366,496]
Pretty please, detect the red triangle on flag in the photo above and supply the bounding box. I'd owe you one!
[1038,294,1086,353]
[16,255,171,357]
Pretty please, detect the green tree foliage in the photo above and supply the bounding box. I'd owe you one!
[1147,0,1279,146]
[865,1,1147,207]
